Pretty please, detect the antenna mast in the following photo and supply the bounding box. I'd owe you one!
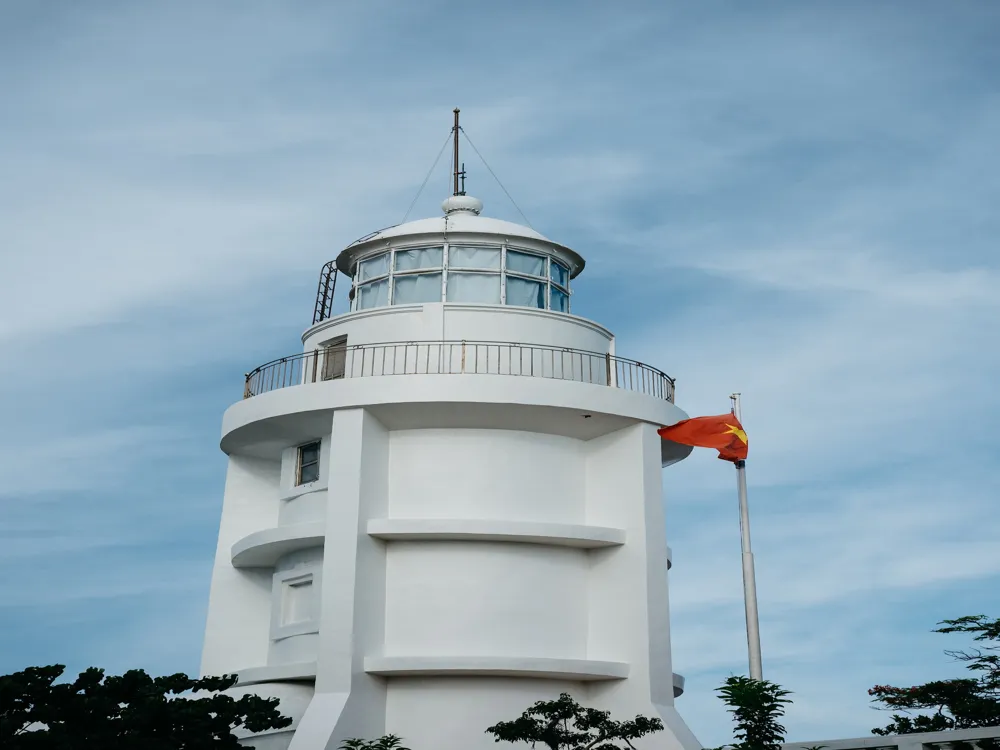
[452,108,465,196]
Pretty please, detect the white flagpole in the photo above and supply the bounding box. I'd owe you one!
[731,392,763,681]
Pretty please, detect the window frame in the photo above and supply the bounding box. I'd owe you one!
[270,565,322,641]
[350,242,571,313]
[295,440,322,486]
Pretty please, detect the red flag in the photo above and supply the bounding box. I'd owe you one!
[657,413,748,462]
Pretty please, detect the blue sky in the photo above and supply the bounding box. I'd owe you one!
[1,0,998,744]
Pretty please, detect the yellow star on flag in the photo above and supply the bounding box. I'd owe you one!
[724,423,748,444]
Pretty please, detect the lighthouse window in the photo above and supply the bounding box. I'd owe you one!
[395,246,442,272]
[450,245,501,270]
[356,278,389,309]
[551,287,569,313]
[279,573,315,627]
[296,441,321,485]
[551,261,569,288]
[506,276,546,309]
[358,253,390,282]
[447,272,502,304]
[393,272,443,305]
[506,250,546,277]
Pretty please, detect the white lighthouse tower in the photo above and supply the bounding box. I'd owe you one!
[200,116,700,750]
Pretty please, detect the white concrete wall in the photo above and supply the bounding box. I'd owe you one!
[302,303,613,354]
[384,677,594,750]
[201,455,281,677]
[583,423,699,750]
[386,428,584,522]
[384,541,588,658]
[290,408,390,749]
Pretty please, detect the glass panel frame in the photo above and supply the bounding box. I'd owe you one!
[358,253,390,282]
[392,272,444,305]
[505,276,546,309]
[551,261,569,289]
[449,245,502,270]
[395,246,443,273]
[506,249,546,277]
[356,278,389,309]
[297,441,321,485]
[446,271,502,304]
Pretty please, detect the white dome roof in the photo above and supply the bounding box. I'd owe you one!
[335,195,584,278]
[369,213,551,243]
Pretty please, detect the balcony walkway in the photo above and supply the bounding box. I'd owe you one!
[243,340,675,403]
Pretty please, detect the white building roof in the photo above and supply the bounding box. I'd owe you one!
[336,195,584,277]
[368,214,550,243]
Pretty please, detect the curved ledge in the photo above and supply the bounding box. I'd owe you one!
[365,656,628,681]
[278,484,327,504]
[231,522,326,568]
[673,672,685,698]
[222,375,689,458]
[367,519,625,549]
[234,661,317,686]
[666,545,673,570]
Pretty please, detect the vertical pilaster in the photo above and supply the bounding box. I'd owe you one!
[290,408,390,750]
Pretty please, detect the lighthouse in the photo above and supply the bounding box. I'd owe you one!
[200,116,701,750]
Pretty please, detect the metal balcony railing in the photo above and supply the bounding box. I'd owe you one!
[243,340,675,402]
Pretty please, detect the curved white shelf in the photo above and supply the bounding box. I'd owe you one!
[666,545,673,570]
[234,658,682,696]
[673,672,685,698]
[231,522,325,568]
[365,655,628,681]
[234,661,317,686]
[367,519,625,549]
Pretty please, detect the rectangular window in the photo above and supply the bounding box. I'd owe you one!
[551,261,569,288]
[447,272,502,303]
[393,272,443,304]
[280,574,315,627]
[449,245,501,269]
[506,250,546,277]
[506,276,546,308]
[551,287,569,312]
[296,441,321,485]
[357,278,389,309]
[358,253,390,281]
[395,246,443,272]
[322,337,347,381]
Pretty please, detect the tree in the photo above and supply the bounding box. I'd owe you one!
[340,736,412,750]
[868,615,1000,735]
[485,692,664,750]
[0,664,292,750]
[711,676,792,750]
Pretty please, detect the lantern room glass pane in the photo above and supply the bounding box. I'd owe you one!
[447,272,501,303]
[551,261,569,288]
[393,272,443,305]
[551,287,569,312]
[449,245,501,269]
[396,246,443,272]
[506,276,546,309]
[357,278,388,309]
[358,253,389,281]
[506,250,546,277]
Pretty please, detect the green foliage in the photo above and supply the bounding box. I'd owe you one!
[869,615,1000,735]
[0,664,291,750]
[711,675,792,750]
[485,692,664,750]
[339,735,412,750]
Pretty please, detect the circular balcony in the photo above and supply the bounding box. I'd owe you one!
[243,340,675,403]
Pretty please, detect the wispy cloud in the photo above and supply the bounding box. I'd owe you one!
[1,1,997,746]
